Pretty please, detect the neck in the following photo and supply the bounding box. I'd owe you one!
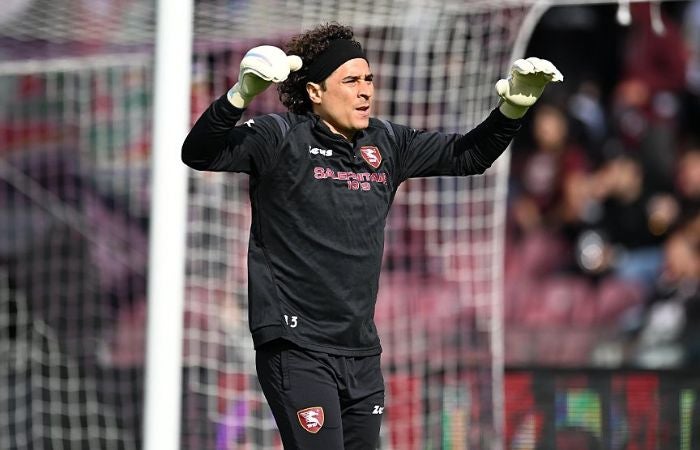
[314,112,354,141]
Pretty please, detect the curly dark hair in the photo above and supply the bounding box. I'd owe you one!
[278,23,360,114]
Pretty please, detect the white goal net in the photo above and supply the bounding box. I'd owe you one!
[0,0,533,448]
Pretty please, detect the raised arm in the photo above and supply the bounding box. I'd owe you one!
[181,46,301,173]
[393,57,563,181]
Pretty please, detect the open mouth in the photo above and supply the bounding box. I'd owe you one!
[356,105,370,112]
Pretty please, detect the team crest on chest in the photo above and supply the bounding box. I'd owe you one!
[360,146,382,169]
[297,406,325,433]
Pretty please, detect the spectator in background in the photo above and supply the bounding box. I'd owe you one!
[580,154,673,289]
[632,216,700,368]
[510,104,591,237]
[567,80,608,161]
[622,3,689,95]
[612,3,689,192]
[675,143,700,218]
[507,103,597,283]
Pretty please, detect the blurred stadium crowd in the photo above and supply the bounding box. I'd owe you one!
[504,1,700,369]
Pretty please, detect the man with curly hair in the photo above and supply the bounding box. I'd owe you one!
[182,22,561,449]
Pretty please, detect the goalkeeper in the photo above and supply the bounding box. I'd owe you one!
[182,22,561,450]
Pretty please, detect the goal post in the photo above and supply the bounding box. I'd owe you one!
[143,2,193,450]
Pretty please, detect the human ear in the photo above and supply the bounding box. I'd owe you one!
[306,82,323,104]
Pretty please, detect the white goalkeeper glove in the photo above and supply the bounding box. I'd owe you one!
[227,45,303,108]
[495,57,563,119]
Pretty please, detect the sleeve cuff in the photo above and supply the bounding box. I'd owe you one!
[498,100,529,119]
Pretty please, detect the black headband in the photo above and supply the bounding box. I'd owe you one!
[306,39,367,83]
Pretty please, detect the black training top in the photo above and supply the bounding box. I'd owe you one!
[182,94,521,356]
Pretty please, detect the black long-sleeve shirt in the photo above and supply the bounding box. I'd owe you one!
[182,94,521,356]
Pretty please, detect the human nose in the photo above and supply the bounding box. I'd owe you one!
[359,82,372,99]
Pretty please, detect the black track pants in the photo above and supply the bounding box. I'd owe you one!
[255,340,385,450]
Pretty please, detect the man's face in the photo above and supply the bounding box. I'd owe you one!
[308,58,373,140]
